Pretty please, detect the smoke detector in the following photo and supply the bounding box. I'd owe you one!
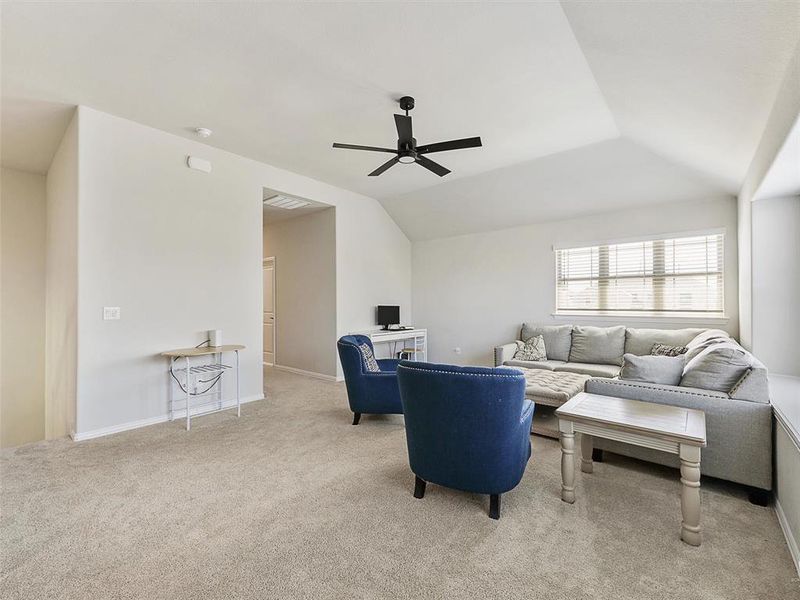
[195,127,213,138]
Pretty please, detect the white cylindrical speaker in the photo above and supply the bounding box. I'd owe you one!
[209,329,222,347]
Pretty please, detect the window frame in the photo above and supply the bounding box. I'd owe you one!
[553,229,726,321]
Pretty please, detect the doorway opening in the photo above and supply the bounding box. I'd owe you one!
[262,188,337,379]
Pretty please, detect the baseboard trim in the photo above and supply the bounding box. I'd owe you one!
[272,364,338,382]
[71,394,265,442]
[775,498,800,577]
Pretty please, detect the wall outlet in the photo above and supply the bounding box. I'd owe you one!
[103,306,121,320]
[453,347,462,355]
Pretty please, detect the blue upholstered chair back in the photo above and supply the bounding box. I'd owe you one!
[337,335,403,417]
[397,362,533,495]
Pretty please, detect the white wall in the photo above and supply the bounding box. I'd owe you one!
[752,196,800,377]
[44,114,79,440]
[738,44,800,348]
[412,197,738,366]
[0,168,47,447]
[264,208,337,377]
[71,106,410,437]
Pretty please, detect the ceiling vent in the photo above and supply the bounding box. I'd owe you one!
[264,194,311,210]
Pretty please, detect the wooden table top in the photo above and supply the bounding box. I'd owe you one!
[161,344,245,358]
[556,392,706,447]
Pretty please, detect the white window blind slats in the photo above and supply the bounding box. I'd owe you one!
[556,234,724,315]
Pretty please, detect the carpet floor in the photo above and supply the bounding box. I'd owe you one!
[1,367,798,599]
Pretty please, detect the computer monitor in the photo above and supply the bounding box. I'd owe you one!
[377,305,400,330]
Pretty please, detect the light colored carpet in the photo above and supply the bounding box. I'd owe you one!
[2,367,798,600]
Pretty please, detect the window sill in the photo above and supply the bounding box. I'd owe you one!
[551,312,730,325]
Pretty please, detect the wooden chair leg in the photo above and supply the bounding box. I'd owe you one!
[489,494,501,520]
[352,412,361,425]
[413,476,426,499]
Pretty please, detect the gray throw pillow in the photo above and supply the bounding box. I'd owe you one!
[680,346,751,393]
[520,324,572,361]
[358,343,380,372]
[568,325,626,366]
[513,335,547,361]
[651,343,688,357]
[620,353,685,386]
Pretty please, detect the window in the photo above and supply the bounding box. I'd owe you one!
[555,232,724,317]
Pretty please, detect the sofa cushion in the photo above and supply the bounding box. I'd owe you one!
[568,325,626,366]
[520,324,572,361]
[512,335,546,361]
[620,353,685,386]
[680,344,752,393]
[624,328,703,356]
[504,359,565,371]
[555,362,621,378]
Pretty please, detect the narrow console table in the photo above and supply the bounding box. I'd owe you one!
[160,344,245,431]
[556,392,707,546]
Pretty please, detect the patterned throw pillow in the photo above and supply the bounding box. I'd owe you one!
[651,343,688,357]
[358,343,380,372]
[513,335,547,361]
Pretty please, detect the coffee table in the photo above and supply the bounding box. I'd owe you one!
[556,392,707,546]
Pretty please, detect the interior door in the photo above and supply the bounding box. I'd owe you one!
[263,259,275,365]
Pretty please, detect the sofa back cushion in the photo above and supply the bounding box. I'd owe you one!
[624,328,704,356]
[520,324,572,362]
[568,325,626,366]
[680,341,752,393]
[620,353,685,386]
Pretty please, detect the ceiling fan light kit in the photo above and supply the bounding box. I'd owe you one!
[332,96,482,177]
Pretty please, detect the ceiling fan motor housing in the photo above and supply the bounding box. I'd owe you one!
[399,96,415,112]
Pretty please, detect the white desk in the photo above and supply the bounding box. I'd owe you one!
[360,328,427,362]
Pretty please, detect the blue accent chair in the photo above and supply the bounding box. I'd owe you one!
[337,335,403,425]
[397,362,534,519]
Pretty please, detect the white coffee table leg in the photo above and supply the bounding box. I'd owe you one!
[559,420,576,503]
[679,444,702,546]
[580,433,593,474]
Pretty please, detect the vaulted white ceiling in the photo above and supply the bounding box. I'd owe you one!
[2,2,798,239]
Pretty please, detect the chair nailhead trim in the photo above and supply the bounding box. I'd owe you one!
[397,365,524,379]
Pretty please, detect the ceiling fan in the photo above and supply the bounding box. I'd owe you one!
[332,96,482,177]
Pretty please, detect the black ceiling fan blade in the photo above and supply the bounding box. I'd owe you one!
[417,137,482,155]
[368,156,401,177]
[332,143,398,153]
[394,114,413,144]
[415,155,451,177]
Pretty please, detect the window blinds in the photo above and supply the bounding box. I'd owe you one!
[555,233,724,315]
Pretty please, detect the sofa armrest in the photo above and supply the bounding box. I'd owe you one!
[729,367,770,404]
[586,378,729,404]
[494,342,518,367]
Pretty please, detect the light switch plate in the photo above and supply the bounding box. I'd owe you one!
[103,307,121,320]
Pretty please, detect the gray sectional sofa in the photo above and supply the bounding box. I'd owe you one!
[494,323,772,498]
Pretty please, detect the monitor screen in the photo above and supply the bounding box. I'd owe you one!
[377,305,400,327]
